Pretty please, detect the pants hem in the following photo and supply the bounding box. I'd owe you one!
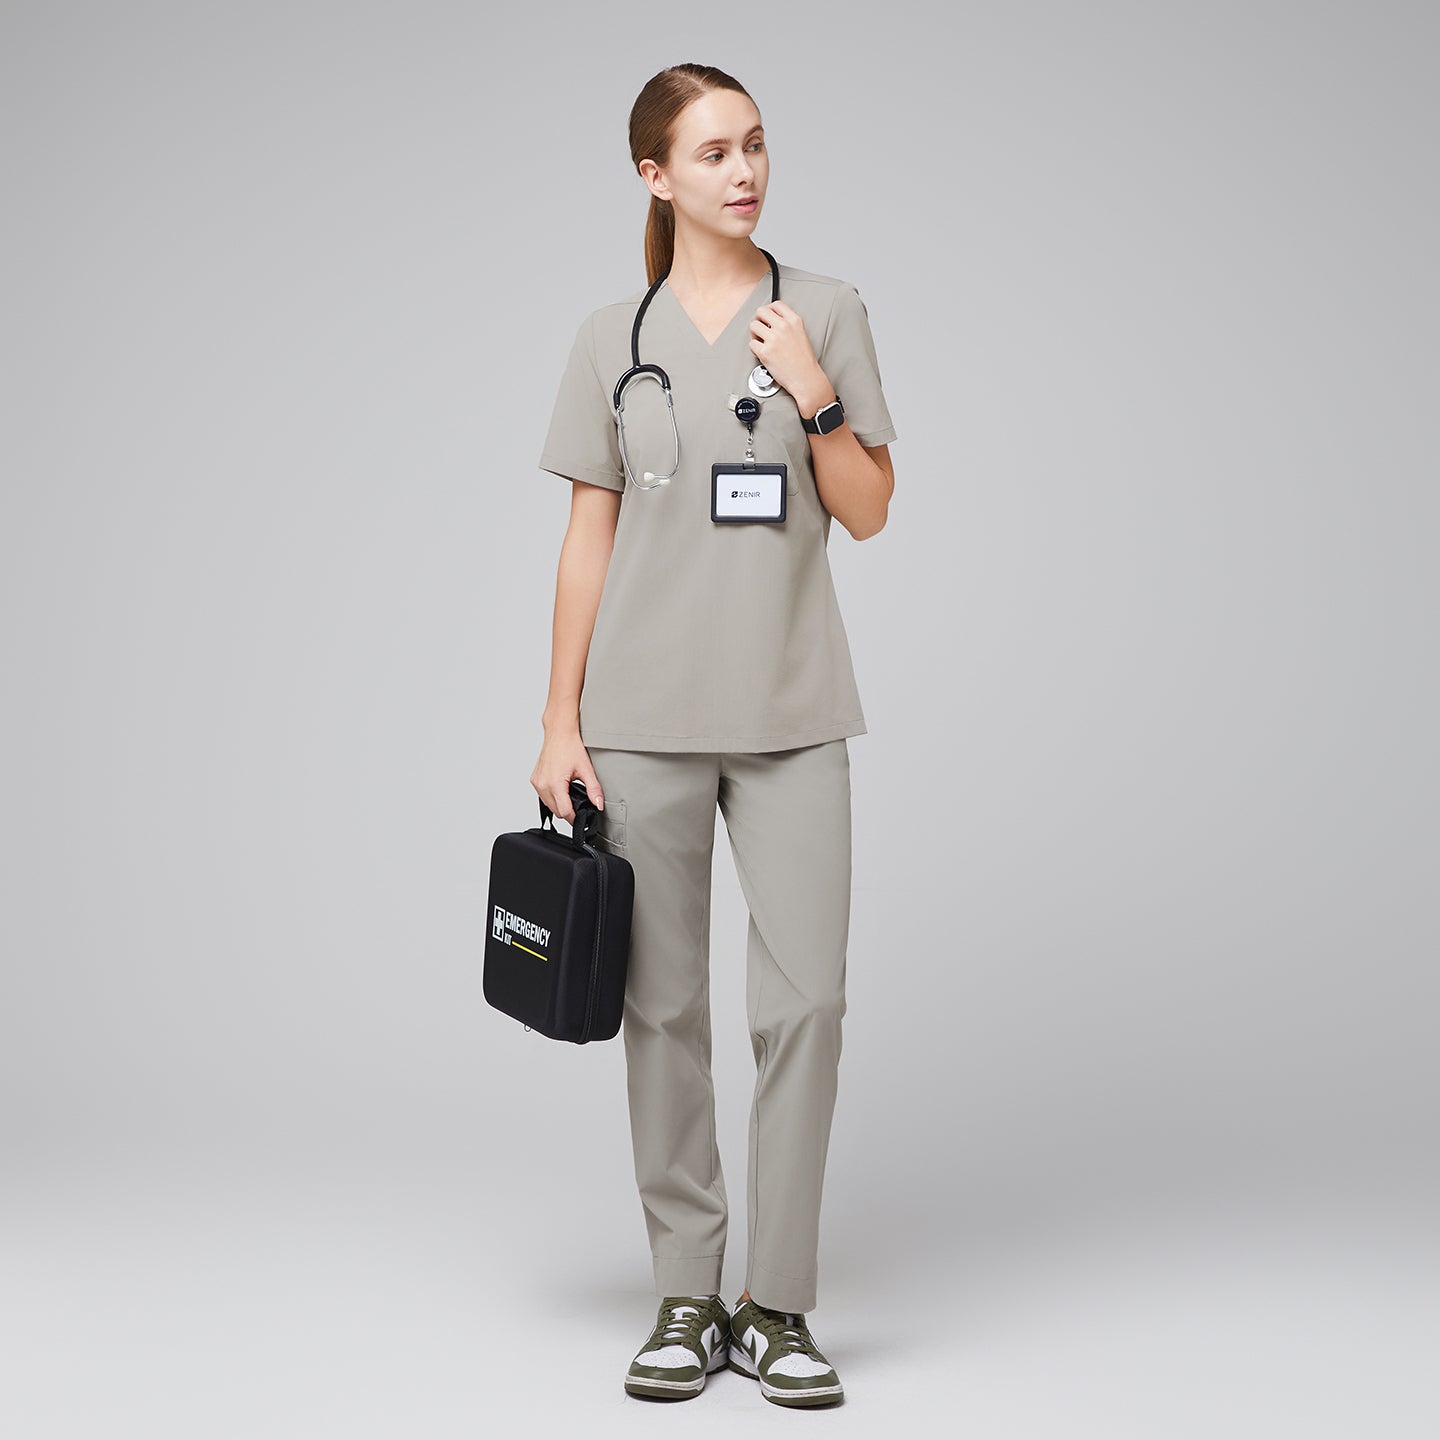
[745,1255,818,1313]
[653,1254,725,1298]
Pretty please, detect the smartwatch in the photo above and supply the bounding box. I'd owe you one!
[801,397,845,435]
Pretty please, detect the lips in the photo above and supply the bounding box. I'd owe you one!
[727,197,758,211]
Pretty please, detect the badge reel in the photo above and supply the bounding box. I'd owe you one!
[713,392,787,525]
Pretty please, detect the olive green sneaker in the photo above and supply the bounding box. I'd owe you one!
[623,1294,732,1400]
[728,1297,844,1406]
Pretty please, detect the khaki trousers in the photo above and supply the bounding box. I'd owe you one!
[586,739,852,1314]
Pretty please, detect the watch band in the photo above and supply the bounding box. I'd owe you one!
[801,397,845,435]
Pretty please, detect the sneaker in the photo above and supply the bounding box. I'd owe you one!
[728,1297,844,1406]
[623,1294,732,1400]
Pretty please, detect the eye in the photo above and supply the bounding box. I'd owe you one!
[748,141,764,152]
[704,151,722,163]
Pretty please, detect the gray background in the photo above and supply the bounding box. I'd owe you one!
[2,1,1436,1435]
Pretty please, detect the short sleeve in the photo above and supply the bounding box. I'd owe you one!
[538,311,626,492]
[819,283,897,447]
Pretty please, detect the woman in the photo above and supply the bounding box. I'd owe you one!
[532,63,896,1408]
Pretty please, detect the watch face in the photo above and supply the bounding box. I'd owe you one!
[816,400,844,433]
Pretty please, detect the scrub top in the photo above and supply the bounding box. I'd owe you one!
[537,263,896,753]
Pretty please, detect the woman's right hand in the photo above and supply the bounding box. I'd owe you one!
[531,726,605,824]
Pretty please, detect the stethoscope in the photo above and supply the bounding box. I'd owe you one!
[613,248,782,490]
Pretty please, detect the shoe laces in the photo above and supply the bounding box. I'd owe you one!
[747,1305,817,1356]
[649,1298,712,1350]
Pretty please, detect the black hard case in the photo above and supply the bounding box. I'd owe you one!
[484,780,634,1044]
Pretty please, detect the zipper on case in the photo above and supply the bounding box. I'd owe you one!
[578,839,607,1043]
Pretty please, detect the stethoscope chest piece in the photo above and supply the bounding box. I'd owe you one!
[748,363,780,398]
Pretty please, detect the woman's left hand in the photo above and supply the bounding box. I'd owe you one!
[747,302,832,414]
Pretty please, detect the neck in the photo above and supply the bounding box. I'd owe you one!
[666,231,768,295]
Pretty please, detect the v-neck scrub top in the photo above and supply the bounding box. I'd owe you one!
[538,264,896,754]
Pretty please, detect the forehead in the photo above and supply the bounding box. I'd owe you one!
[672,89,763,147]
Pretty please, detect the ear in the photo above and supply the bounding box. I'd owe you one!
[638,157,671,204]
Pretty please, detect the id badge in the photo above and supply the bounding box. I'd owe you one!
[711,462,787,524]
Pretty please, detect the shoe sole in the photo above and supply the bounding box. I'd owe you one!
[727,1341,845,1407]
[624,1340,730,1400]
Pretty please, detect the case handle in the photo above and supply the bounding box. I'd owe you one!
[538,778,601,849]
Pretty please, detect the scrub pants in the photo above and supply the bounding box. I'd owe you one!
[586,739,852,1315]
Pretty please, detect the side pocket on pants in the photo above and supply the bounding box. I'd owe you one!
[593,797,627,855]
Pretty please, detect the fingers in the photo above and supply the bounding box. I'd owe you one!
[750,305,808,351]
[537,774,603,825]
[754,300,798,324]
[533,777,573,824]
[580,767,604,810]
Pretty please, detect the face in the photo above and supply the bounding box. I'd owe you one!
[641,89,768,235]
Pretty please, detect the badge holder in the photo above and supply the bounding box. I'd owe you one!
[712,395,787,524]
[712,462,787,523]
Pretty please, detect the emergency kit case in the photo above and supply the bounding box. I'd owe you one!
[484,779,634,1044]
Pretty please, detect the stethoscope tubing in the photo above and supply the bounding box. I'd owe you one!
[613,249,780,490]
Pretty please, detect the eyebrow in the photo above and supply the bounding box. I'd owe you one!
[692,126,763,154]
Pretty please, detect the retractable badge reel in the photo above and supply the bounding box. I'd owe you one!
[713,393,788,524]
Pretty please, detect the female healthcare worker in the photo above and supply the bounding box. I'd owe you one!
[531,63,897,1408]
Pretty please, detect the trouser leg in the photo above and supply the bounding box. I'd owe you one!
[717,739,852,1314]
[585,747,726,1300]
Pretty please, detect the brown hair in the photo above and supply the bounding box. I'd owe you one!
[629,63,755,285]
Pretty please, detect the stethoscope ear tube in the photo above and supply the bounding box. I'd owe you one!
[613,362,670,415]
[614,364,678,488]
